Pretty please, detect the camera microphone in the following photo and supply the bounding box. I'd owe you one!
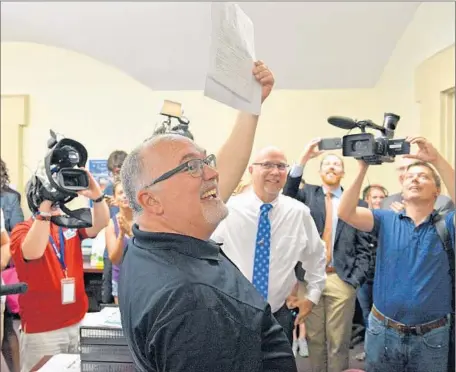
[0,282,28,297]
[327,116,358,130]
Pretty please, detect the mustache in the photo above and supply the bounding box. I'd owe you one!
[200,182,218,195]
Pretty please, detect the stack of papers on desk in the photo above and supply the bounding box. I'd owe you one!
[37,354,80,371]
[81,307,122,329]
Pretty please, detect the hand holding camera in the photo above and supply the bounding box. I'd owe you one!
[299,138,325,166]
[76,168,103,201]
[403,136,440,164]
[26,130,97,228]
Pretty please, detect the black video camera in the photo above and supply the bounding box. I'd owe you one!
[26,130,93,228]
[323,113,410,165]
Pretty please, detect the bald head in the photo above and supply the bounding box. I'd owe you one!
[252,146,288,164]
[141,134,200,180]
[121,134,200,218]
[122,133,227,240]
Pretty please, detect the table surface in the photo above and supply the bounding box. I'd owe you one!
[83,262,103,274]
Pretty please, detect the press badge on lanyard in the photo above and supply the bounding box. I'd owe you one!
[49,228,75,305]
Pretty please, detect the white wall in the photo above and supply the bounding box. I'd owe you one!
[0,42,378,189]
[1,2,455,199]
[374,1,455,136]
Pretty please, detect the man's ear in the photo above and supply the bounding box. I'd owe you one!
[138,190,164,215]
[248,165,253,175]
[435,186,441,198]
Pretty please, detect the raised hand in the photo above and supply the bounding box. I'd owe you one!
[253,61,275,103]
[299,138,324,165]
[403,136,440,164]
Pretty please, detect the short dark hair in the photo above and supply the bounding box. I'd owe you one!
[406,161,441,189]
[362,184,388,200]
[107,150,128,173]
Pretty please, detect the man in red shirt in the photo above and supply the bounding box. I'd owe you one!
[10,169,109,372]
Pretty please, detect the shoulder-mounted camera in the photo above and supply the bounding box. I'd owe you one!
[26,130,93,228]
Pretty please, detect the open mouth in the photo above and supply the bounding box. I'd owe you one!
[201,189,218,200]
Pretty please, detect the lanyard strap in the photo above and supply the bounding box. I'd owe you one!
[49,228,66,273]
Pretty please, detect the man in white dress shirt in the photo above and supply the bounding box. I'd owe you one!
[212,147,326,343]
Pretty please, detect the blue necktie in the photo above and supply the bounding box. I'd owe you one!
[252,203,273,300]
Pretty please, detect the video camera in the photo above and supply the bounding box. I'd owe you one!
[26,130,93,228]
[321,113,410,165]
[152,100,194,140]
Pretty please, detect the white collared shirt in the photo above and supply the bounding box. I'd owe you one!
[211,190,326,313]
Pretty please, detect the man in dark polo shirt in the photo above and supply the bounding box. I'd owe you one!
[118,62,297,372]
[338,136,455,372]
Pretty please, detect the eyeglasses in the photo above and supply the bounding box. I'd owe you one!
[144,154,217,188]
[252,162,289,171]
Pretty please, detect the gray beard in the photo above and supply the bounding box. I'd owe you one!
[202,201,229,227]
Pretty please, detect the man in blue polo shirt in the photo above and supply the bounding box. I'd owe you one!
[337,136,455,372]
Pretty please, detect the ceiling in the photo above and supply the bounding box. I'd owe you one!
[1,2,420,90]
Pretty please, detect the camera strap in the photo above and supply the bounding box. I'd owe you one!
[433,213,455,372]
[48,227,67,275]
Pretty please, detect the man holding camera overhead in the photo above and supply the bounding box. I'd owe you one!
[338,136,455,372]
[10,168,109,372]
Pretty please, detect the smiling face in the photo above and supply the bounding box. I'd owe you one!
[137,136,228,239]
[249,147,288,202]
[365,186,387,209]
[113,182,130,210]
[319,154,344,187]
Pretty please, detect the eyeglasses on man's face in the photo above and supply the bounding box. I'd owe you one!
[252,162,289,171]
[144,154,217,188]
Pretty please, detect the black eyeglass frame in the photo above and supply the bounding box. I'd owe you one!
[144,154,217,188]
[251,162,289,171]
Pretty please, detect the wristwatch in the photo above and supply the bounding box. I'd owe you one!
[35,212,52,222]
[92,194,105,203]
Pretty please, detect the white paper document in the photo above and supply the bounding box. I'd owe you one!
[205,2,262,115]
[81,306,123,329]
[37,354,80,371]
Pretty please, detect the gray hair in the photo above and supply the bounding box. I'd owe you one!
[120,133,193,220]
[120,144,147,220]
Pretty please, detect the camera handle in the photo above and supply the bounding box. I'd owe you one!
[356,120,386,135]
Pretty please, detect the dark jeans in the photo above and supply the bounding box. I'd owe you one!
[365,311,450,372]
[102,256,114,304]
[273,304,294,345]
[357,281,373,327]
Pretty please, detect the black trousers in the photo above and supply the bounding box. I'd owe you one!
[102,256,114,304]
[273,304,294,345]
